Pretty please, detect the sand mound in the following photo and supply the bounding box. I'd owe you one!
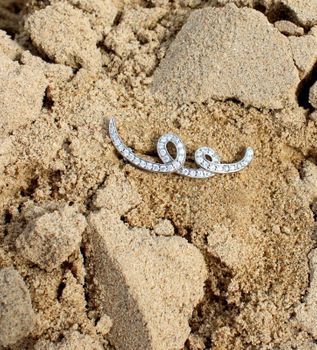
[88,209,207,350]
[152,4,300,109]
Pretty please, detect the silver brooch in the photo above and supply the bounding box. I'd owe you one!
[109,117,253,179]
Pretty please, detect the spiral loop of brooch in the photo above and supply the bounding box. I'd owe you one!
[109,117,253,179]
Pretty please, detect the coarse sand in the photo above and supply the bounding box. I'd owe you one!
[1,0,317,349]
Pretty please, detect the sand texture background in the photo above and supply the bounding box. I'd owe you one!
[1,0,317,349]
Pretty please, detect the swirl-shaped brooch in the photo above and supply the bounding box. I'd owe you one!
[109,117,253,179]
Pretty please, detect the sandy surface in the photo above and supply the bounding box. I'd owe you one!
[1,0,317,349]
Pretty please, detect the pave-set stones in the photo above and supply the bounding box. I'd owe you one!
[109,117,253,179]
[195,146,254,174]
[157,133,186,172]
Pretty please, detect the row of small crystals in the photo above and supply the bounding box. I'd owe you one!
[110,123,212,178]
[109,118,254,179]
[157,133,186,170]
[109,120,181,173]
[195,147,254,174]
[178,167,213,178]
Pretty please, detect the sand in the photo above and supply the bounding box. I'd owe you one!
[0,0,317,349]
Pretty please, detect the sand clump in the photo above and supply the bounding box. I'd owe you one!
[64,0,117,40]
[0,29,23,59]
[153,219,175,236]
[207,224,257,271]
[95,314,113,336]
[0,52,47,135]
[152,4,300,109]
[16,205,87,271]
[93,173,141,214]
[0,267,35,347]
[88,209,207,350]
[274,20,304,36]
[25,2,102,69]
[288,33,317,78]
[104,6,168,78]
